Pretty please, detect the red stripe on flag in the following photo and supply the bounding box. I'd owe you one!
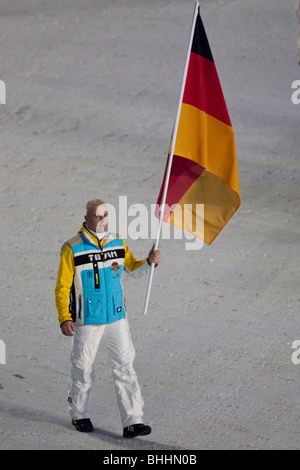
[156,154,205,221]
[183,52,232,126]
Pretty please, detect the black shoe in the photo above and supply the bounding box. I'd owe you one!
[123,423,151,438]
[72,418,93,432]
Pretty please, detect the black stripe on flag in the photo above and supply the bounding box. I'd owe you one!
[191,13,213,62]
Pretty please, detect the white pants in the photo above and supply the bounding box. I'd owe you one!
[68,318,144,427]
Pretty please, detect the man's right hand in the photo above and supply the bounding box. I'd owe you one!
[60,321,75,337]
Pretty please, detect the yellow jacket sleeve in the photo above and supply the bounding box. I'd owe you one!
[55,243,75,326]
[122,239,149,278]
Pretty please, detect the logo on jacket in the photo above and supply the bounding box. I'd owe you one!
[111,261,120,275]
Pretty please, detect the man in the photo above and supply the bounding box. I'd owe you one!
[55,199,161,438]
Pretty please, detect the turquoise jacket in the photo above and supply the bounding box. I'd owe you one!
[55,224,150,326]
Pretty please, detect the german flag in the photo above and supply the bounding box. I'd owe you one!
[156,9,240,245]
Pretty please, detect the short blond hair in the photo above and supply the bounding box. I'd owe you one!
[86,199,106,216]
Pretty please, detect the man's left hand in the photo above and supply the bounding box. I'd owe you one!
[147,245,161,266]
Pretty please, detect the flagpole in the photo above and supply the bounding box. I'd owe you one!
[143,1,200,315]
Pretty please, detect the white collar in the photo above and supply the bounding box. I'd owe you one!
[88,228,110,241]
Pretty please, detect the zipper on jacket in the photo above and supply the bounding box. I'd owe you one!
[98,239,109,323]
[78,294,82,320]
[92,239,102,290]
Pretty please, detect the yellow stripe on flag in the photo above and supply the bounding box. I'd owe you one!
[175,103,240,196]
[168,168,241,244]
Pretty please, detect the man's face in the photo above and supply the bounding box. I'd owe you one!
[85,204,108,233]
